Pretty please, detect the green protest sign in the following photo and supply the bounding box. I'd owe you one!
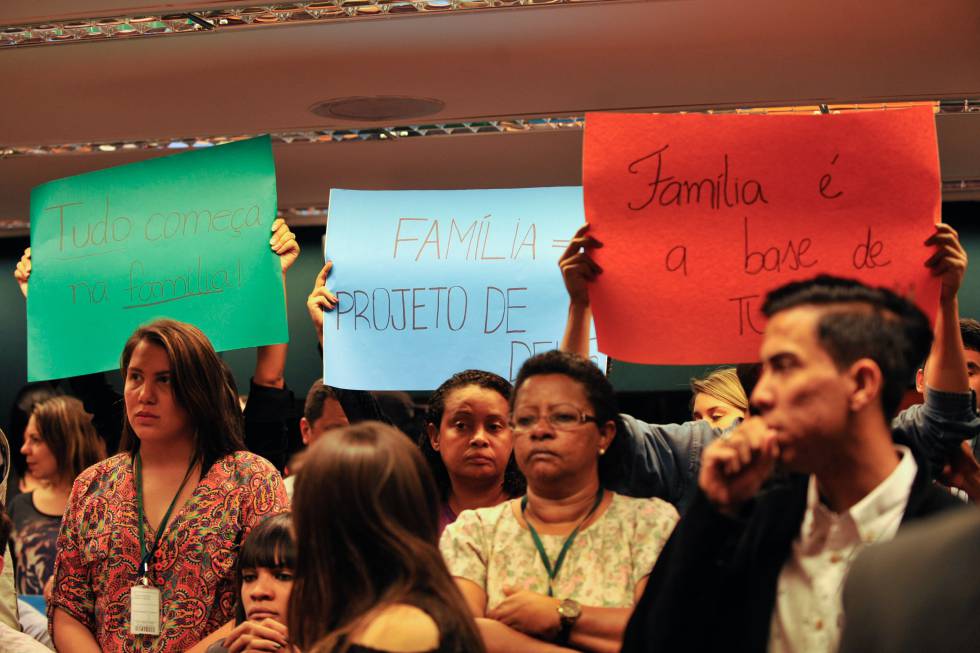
[27,136,286,381]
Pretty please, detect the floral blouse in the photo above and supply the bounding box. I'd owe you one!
[49,451,288,652]
[440,493,678,610]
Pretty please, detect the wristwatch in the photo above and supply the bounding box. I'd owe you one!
[556,598,582,644]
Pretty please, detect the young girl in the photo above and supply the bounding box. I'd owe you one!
[49,320,288,652]
[201,513,296,653]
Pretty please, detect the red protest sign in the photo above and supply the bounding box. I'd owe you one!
[583,107,941,364]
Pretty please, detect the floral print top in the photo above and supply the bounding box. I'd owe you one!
[49,451,288,652]
[440,493,679,610]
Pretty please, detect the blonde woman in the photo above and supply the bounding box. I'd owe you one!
[689,367,749,430]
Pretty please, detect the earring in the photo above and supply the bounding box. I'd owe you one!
[598,448,606,456]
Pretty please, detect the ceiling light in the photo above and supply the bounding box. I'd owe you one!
[0,100,957,159]
[311,96,446,121]
[0,0,633,48]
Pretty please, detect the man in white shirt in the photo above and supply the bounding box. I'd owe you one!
[623,229,974,653]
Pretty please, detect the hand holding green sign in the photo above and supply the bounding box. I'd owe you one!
[26,136,286,381]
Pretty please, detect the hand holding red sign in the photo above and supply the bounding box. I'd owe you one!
[582,107,941,364]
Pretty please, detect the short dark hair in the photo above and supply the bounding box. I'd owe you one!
[303,379,339,424]
[421,370,524,500]
[960,318,980,353]
[511,350,624,486]
[303,380,392,427]
[762,275,932,419]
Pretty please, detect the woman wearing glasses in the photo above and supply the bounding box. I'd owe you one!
[440,350,678,653]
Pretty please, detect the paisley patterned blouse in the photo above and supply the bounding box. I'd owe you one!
[440,493,679,611]
[49,451,288,652]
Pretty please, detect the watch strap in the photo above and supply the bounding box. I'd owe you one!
[556,599,581,645]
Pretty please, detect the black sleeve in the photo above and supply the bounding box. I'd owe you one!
[622,490,748,653]
[335,389,392,426]
[67,373,124,456]
[243,379,295,474]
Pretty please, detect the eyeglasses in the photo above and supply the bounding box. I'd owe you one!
[511,404,598,433]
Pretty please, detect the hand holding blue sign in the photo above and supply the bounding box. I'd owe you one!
[323,188,606,390]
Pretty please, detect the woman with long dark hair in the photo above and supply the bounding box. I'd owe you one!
[49,320,288,652]
[290,421,485,653]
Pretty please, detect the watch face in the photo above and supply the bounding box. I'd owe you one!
[560,598,582,620]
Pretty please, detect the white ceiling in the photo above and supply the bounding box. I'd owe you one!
[2,0,979,226]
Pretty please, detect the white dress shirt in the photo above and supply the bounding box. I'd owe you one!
[768,446,918,653]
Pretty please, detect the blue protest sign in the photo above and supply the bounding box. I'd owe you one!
[324,188,606,390]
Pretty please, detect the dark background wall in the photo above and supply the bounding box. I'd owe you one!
[2,202,978,442]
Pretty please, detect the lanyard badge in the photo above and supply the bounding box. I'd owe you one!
[131,453,196,637]
[130,578,161,636]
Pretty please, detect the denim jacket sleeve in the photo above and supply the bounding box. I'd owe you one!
[610,413,727,513]
[891,387,980,480]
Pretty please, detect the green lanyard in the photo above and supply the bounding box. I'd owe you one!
[521,488,604,597]
[134,453,196,582]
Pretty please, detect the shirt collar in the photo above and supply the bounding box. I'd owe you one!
[803,445,917,541]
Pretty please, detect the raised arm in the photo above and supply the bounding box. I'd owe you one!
[893,223,980,477]
[559,224,602,358]
[244,218,299,472]
[254,217,300,389]
[923,223,969,393]
[13,246,30,298]
[612,413,728,513]
[306,262,337,349]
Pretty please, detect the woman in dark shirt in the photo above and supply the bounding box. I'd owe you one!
[10,395,105,595]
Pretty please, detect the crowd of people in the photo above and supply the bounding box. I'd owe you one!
[0,217,978,653]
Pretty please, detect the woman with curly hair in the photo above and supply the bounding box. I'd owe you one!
[420,370,525,534]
